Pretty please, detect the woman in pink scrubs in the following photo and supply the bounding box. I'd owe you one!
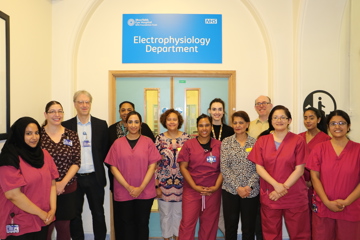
[248,105,310,240]
[0,117,58,240]
[307,110,360,239]
[177,114,222,240]
[105,111,161,240]
[299,107,331,228]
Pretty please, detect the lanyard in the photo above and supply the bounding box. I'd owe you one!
[211,125,222,140]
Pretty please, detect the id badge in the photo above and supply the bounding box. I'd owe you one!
[6,224,19,234]
[63,139,73,146]
[206,155,216,164]
[312,203,318,213]
[83,139,91,147]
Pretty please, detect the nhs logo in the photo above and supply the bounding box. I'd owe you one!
[205,19,217,24]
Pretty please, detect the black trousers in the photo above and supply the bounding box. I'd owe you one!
[70,173,107,240]
[113,198,154,240]
[5,226,48,240]
[222,190,259,240]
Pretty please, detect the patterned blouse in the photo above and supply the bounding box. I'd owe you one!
[220,134,259,198]
[41,127,81,186]
[155,132,191,202]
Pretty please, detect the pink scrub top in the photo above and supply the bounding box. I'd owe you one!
[299,131,331,181]
[0,150,59,239]
[104,135,161,202]
[177,138,221,188]
[298,131,331,153]
[248,132,308,209]
[306,140,360,222]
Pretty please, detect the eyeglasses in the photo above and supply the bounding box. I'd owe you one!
[255,102,271,107]
[47,110,64,114]
[329,121,347,127]
[272,116,289,121]
[76,101,91,105]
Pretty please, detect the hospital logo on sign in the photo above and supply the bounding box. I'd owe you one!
[127,19,135,26]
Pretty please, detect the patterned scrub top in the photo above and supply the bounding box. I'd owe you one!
[155,132,191,202]
[41,127,81,186]
[220,134,260,198]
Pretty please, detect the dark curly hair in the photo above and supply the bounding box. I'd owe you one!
[160,109,184,129]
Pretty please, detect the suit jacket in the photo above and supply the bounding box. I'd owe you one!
[62,115,108,187]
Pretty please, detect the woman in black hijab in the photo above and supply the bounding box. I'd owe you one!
[0,117,59,240]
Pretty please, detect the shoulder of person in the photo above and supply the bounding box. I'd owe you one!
[108,121,120,130]
[90,115,107,124]
[62,116,76,126]
[222,134,235,143]
[212,138,222,146]
[247,135,256,142]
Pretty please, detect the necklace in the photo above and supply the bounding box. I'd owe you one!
[212,125,222,140]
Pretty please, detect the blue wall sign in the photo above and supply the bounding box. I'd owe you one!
[122,14,222,63]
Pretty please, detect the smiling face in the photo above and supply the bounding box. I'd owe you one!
[126,114,141,135]
[197,117,212,138]
[74,93,92,118]
[232,116,249,135]
[24,123,40,148]
[254,96,273,119]
[166,112,179,131]
[119,103,134,122]
[209,102,224,124]
[271,109,291,132]
[303,109,320,131]
[44,104,64,126]
[328,115,350,139]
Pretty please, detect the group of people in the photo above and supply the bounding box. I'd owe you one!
[0,91,359,240]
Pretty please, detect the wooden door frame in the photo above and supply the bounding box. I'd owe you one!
[108,70,236,125]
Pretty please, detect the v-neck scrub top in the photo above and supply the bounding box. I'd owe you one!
[177,138,222,188]
[104,135,161,202]
[0,150,59,239]
[248,132,308,209]
[306,140,360,222]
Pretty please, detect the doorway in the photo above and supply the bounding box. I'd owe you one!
[108,70,236,239]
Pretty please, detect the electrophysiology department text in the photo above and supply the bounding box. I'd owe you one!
[133,36,211,54]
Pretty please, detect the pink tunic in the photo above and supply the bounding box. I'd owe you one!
[0,150,59,239]
[298,131,331,152]
[298,131,331,181]
[248,132,308,209]
[104,135,161,201]
[177,138,222,188]
[177,137,222,240]
[306,140,360,222]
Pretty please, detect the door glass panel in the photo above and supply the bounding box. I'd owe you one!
[173,77,230,126]
[144,88,160,137]
[185,89,200,137]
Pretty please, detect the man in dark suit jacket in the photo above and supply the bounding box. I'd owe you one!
[62,90,108,240]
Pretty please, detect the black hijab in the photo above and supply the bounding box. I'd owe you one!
[0,117,44,169]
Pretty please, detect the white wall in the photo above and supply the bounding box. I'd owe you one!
[0,0,52,147]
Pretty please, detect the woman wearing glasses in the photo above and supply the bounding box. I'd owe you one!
[41,101,81,240]
[177,114,222,240]
[248,105,310,239]
[307,110,360,240]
